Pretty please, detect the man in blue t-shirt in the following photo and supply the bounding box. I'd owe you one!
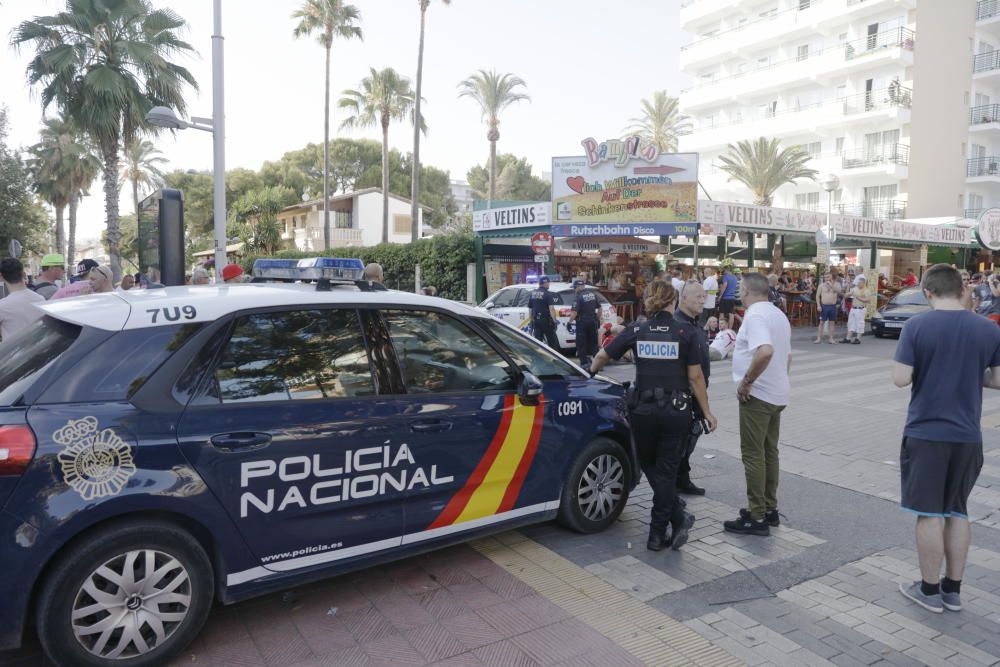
[719,266,739,316]
[892,263,1000,614]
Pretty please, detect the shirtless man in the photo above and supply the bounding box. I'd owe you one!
[814,273,839,344]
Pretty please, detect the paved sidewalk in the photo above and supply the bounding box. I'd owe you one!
[4,341,1000,666]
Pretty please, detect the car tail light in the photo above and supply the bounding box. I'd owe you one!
[558,308,572,318]
[0,426,36,476]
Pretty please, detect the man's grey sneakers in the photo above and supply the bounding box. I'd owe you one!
[899,581,944,613]
[941,591,962,612]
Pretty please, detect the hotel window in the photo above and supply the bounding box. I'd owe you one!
[795,193,820,210]
[835,137,845,155]
[393,214,412,236]
[797,44,809,61]
[799,0,811,9]
[804,142,822,157]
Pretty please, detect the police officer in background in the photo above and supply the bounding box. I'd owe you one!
[675,280,709,496]
[569,279,600,367]
[590,280,717,551]
[528,276,560,349]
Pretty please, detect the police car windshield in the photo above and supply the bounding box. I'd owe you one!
[0,316,81,406]
[891,288,928,307]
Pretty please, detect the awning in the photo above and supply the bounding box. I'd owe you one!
[555,236,669,254]
[193,242,243,257]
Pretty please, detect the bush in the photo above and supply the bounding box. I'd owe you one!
[241,233,475,301]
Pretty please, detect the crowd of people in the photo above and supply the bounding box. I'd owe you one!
[0,256,256,343]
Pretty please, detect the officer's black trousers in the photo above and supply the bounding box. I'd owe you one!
[575,322,598,363]
[678,434,699,482]
[630,405,691,534]
[533,322,559,349]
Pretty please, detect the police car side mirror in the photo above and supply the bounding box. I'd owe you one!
[519,371,543,405]
[485,302,496,309]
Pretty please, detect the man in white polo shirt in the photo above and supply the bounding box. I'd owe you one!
[724,272,792,537]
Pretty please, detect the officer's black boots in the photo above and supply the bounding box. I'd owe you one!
[676,475,706,496]
[646,529,669,551]
[670,512,696,551]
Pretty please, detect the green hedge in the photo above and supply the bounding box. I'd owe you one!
[241,233,475,300]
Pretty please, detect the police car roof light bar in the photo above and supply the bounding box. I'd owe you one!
[526,273,561,284]
[252,257,386,292]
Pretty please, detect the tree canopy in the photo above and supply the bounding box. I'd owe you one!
[467,154,550,202]
[0,108,49,254]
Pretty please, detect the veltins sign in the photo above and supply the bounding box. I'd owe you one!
[473,202,549,233]
[977,208,1000,251]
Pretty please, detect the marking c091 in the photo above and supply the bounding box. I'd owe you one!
[557,400,583,417]
[147,305,197,323]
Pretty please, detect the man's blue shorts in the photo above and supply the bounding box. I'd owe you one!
[820,304,837,321]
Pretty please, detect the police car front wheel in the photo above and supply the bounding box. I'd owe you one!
[558,437,631,533]
[36,519,214,667]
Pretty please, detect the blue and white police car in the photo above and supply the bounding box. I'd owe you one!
[477,277,617,351]
[0,258,636,666]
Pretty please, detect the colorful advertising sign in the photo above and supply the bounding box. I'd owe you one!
[552,146,697,226]
[473,202,549,233]
[550,222,698,237]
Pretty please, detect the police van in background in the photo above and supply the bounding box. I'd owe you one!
[0,257,636,667]
[477,276,617,352]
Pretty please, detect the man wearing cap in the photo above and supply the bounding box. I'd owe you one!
[34,254,65,299]
[222,264,245,284]
[568,279,601,367]
[72,258,99,284]
[528,276,560,349]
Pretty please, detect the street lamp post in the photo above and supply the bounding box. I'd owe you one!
[820,173,840,266]
[146,0,226,280]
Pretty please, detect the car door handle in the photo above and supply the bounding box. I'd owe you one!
[210,432,272,451]
[410,419,452,433]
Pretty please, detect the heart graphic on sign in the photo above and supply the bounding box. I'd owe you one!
[566,176,586,194]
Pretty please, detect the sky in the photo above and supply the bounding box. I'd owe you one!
[0,0,689,240]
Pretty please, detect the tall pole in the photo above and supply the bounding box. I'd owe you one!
[212,0,228,280]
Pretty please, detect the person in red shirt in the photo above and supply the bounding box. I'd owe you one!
[896,268,919,287]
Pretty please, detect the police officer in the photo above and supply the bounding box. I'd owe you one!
[568,279,600,367]
[528,276,560,349]
[590,280,717,551]
[675,279,709,496]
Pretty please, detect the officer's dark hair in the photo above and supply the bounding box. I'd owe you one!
[921,264,963,299]
[644,280,676,315]
[742,272,769,298]
[0,257,24,284]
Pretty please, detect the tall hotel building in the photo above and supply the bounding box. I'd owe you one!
[678,0,998,222]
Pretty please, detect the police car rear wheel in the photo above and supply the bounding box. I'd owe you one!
[36,520,214,667]
[558,437,630,533]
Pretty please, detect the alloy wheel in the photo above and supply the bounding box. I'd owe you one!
[577,454,625,521]
[71,549,191,660]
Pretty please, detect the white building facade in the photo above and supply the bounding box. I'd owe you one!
[277,188,428,251]
[680,0,997,223]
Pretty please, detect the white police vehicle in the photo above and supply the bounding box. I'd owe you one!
[0,257,636,666]
[477,276,617,351]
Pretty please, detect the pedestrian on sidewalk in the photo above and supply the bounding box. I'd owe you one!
[590,280,717,552]
[568,279,600,368]
[33,254,65,300]
[892,263,1000,614]
[814,273,839,344]
[702,267,719,325]
[719,266,738,318]
[0,257,44,342]
[725,272,792,537]
[676,280,709,496]
[842,275,871,344]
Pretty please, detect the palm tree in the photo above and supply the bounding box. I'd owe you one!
[339,67,423,243]
[26,119,73,257]
[623,91,691,152]
[119,139,167,241]
[458,69,529,202]
[410,0,450,242]
[65,128,101,270]
[292,0,363,251]
[717,137,818,206]
[13,0,197,281]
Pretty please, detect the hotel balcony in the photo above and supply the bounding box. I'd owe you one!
[682,28,914,112]
[836,200,908,220]
[970,103,1000,137]
[967,156,1000,184]
[965,208,986,220]
[680,0,916,69]
[680,87,912,153]
[974,50,1000,80]
[979,0,1000,34]
[679,0,730,29]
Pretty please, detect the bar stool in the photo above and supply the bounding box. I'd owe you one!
[615,301,635,323]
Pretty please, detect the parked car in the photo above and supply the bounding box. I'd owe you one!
[477,281,617,351]
[0,258,636,667]
[870,287,929,337]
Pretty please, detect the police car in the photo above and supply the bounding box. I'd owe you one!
[0,258,636,667]
[478,277,617,351]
